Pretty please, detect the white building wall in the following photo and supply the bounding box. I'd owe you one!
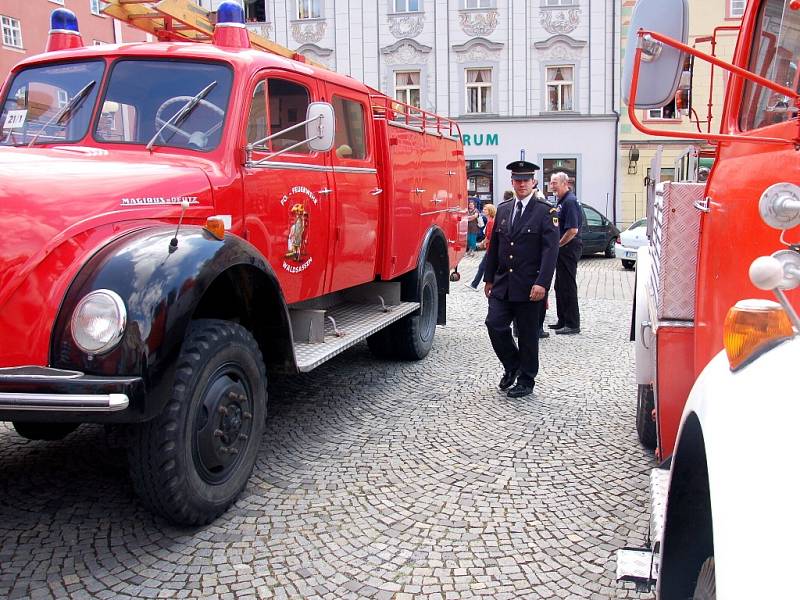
[227,0,620,221]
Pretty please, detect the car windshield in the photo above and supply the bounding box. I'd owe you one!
[629,219,647,230]
[94,59,233,152]
[0,60,105,146]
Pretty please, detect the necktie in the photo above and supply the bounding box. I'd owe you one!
[511,200,523,234]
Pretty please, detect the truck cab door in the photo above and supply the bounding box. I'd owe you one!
[241,72,332,303]
[324,85,380,292]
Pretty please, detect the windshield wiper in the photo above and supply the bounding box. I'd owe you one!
[27,80,96,148]
[146,81,217,152]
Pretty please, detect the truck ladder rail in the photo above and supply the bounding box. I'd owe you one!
[102,0,327,69]
[370,94,462,140]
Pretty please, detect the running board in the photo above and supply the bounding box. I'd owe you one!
[616,467,670,591]
[293,301,420,372]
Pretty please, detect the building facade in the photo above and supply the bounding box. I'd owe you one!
[197,0,622,220]
[618,0,743,227]
[0,0,147,81]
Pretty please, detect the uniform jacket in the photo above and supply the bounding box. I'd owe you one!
[483,196,560,302]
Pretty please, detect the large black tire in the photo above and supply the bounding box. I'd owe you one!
[367,261,438,361]
[622,259,635,270]
[604,237,616,258]
[692,557,716,600]
[636,383,657,450]
[128,319,267,526]
[12,422,78,441]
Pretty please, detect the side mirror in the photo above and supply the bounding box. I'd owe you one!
[306,102,334,152]
[622,0,689,109]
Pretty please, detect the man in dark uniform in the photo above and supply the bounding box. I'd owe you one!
[547,171,583,335]
[483,161,560,398]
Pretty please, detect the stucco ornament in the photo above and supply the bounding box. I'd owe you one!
[459,10,498,36]
[455,45,501,63]
[388,14,424,39]
[291,20,327,44]
[540,8,581,35]
[246,22,273,40]
[547,43,574,60]
[384,43,428,65]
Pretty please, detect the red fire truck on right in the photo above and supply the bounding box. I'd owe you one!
[616,0,800,598]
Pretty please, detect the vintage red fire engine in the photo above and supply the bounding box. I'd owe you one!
[0,2,466,525]
[617,0,800,598]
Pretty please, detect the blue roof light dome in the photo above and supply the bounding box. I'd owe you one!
[217,2,245,26]
[50,8,79,33]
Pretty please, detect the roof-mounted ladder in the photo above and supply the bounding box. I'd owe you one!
[102,0,326,69]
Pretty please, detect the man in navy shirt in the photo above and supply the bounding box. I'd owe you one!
[547,172,582,335]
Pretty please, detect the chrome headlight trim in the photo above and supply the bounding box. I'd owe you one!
[70,289,127,355]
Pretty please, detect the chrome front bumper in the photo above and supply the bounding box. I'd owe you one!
[0,392,129,411]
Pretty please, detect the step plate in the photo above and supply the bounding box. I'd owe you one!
[650,467,670,546]
[294,301,420,372]
[616,547,658,584]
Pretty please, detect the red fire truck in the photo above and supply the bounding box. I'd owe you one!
[0,1,466,525]
[617,0,800,597]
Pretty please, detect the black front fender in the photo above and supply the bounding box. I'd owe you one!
[50,226,288,420]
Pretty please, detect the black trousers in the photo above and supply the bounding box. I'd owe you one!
[486,296,544,385]
[555,239,582,329]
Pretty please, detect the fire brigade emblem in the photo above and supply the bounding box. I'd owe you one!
[280,185,318,274]
[286,203,309,262]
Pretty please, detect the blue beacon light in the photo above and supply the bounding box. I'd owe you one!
[50,8,80,33]
[216,2,245,25]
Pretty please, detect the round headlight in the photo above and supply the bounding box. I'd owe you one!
[70,290,127,355]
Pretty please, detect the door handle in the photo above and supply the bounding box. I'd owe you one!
[694,197,710,213]
[318,188,333,195]
[414,188,426,194]
[432,198,444,204]
[447,171,456,176]
[370,188,383,196]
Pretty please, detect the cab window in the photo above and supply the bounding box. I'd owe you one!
[246,78,312,153]
[332,95,367,160]
[740,0,800,131]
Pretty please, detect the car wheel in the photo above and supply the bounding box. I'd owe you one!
[128,319,267,526]
[368,262,438,361]
[622,259,635,270]
[604,237,616,258]
[636,384,656,449]
[692,557,715,600]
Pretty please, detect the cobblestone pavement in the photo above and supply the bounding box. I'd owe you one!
[0,253,655,600]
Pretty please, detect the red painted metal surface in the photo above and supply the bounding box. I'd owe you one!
[656,327,695,459]
[0,39,466,369]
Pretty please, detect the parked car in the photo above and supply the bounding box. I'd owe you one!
[615,218,648,269]
[580,204,620,257]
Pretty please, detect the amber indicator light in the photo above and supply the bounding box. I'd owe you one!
[205,217,225,240]
[723,299,794,370]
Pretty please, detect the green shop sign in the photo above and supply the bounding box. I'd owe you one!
[459,133,499,146]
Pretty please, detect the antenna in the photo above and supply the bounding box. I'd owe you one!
[520,149,525,161]
[169,200,191,251]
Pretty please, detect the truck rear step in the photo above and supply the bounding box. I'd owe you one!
[293,301,420,372]
[616,467,670,591]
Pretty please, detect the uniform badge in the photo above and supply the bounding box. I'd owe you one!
[549,207,559,227]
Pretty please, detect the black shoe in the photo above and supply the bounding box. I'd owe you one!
[555,326,581,335]
[499,370,518,390]
[538,329,550,339]
[507,382,534,398]
[547,322,564,330]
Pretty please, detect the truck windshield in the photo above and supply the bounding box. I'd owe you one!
[740,0,800,131]
[94,59,233,151]
[0,61,105,146]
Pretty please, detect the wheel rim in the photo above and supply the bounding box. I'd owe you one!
[419,277,437,343]
[192,363,255,484]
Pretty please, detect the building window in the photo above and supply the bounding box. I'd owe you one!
[729,0,746,18]
[394,0,421,12]
[1,15,22,49]
[297,0,322,19]
[546,65,574,111]
[463,0,494,8]
[394,71,421,108]
[466,68,492,114]
[646,97,678,120]
[544,0,575,5]
[90,0,103,16]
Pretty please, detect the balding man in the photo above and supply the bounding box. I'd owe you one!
[548,172,582,335]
